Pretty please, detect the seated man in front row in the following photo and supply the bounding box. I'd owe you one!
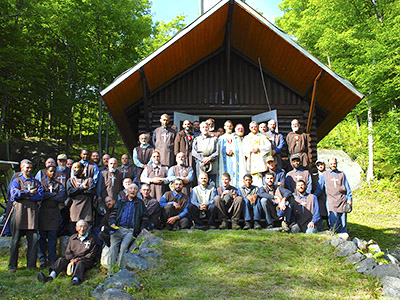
[213,173,244,230]
[159,178,190,231]
[241,174,262,230]
[291,180,320,234]
[188,172,218,230]
[37,219,97,285]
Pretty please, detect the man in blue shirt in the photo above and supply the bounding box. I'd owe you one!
[9,159,43,272]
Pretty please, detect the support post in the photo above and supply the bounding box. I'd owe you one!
[306,70,324,134]
[140,68,151,132]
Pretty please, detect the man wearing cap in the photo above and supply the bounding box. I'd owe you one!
[242,121,272,186]
[192,121,219,185]
[55,154,70,186]
[153,113,176,167]
[285,154,312,195]
[265,119,285,169]
[314,158,352,233]
[37,219,97,285]
[9,159,44,272]
[264,156,286,187]
[286,119,312,169]
[140,151,169,201]
[291,180,320,233]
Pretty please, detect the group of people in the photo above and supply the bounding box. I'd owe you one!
[6,113,352,285]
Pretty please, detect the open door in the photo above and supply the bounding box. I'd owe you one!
[174,112,200,131]
[251,109,279,132]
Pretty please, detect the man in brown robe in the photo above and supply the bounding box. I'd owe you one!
[67,162,96,234]
[153,113,176,167]
[78,148,100,184]
[167,152,194,197]
[133,133,154,180]
[35,157,56,182]
[286,119,312,169]
[97,158,123,203]
[312,159,328,230]
[9,159,43,272]
[38,166,67,268]
[90,151,100,166]
[140,151,169,201]
[174,119,194,167]
[55,153,71,236]
[206,118,221,138]
[285,154,312,195]
[118,154,137,183]
[159,179,190,230]
[140,183,161,229]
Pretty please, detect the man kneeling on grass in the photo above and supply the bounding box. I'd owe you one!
[37,219,97,285]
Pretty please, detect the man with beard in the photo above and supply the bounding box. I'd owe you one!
[90,152,100,166]
[9,159,43,272]
[174,119,194,168]
[67,162,96,233]
[291,180,320,234]
[312,160,328,230]
[153,114,176,167]
[259,122,267,133]
[241,174,262,230]
[234,123,245,141]
[97,157,123,204]
[285,154,312,195]
[99,196,116,247]
[133,133,154,180]
[55,154,71,236]
[159,178,190,230]
[118,154,137,183]
[140,151,169,201]
[118,177,133,201]
[140,184,161,229]
[78,148,100,184]
[109,184,149,268]
[35,157,56,182]
[192,121,219,185]
[286,119,312,169]
[314,158,352,233]
[100,154,111,171]
[219,120,243,189]
[37,220,97,286]
[213,173,244,230]
[167,152,194,197]
[188,172,218,230]
[243,121,272,186]
[258,173,293,230]
[265,119,285,169]
[192,121,201,137]
[264,156,286,187]
[206,118,221,138]
[38,166,67,268]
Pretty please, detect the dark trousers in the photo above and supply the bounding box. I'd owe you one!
[9,216,38,269]
[38,230,57,262]
[187,203,218,226]
[144,198,161,229]
[213,195,244,222]
[161,204,190,229]
[50,257,93,282]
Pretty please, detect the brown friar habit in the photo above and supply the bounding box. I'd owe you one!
[325,171,347,213]
[67,176,95,222]
[293,194,314,232]
[100,169,123,201]
[174,130,194,167]
[82,161,97,179]
[286,169,310,195]
[145,164,168,201]
[14,177,41,230]
[134,146,153,179]
[153,127,176,167]
[286,131,312,169]
[312,172,327,217]
[39,179,66,231]
[265,132,284,168]
[164,191,188,216]
[55,168,70,186]
[117,165,136,180]
[171,165,192,196]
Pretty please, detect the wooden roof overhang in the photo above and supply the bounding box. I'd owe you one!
[101,0,364,150]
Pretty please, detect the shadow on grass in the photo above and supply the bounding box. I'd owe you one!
[348,222,400,250]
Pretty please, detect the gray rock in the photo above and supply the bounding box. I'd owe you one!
[336,241,357,257]
[129,230,163,253]
[387,254,400,266]
[353,237,368,251]
[381,276,400,299]
[120,253,155,271]
[368,244,381,254]
[370,264,400,279]
[104,269,141,290]
[331,238,346,247]
[318,230,332,235]
[324,240,331,246]
[337,233,349,241]
[389,249,400,262]
[102,288,135,300]
[139,247,161,259]
[0,238,11,255]
[344,252,366,265]
[58,235,70,257]
[356,257,377,275]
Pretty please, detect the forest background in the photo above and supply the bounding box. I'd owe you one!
[1,0,400,181]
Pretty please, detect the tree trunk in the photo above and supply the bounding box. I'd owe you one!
[366,100,374,183]
[105,111,110,153]
[355,115,360,136]
[98,79,103,158]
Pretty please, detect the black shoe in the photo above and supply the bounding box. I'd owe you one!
[243,222,251,230]
[194,225,207,231]
[254,221,262,230]
[37,272,52,283]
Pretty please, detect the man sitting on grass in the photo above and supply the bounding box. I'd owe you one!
[37,219,97,285]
